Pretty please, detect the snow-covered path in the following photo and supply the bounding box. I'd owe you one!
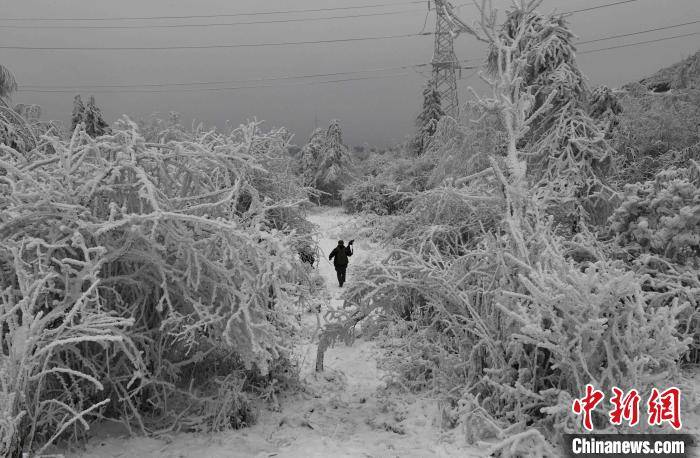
[66,208,476,458]
[306,207,374,303]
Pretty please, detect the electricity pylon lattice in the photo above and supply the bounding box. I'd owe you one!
[430,0,472,118]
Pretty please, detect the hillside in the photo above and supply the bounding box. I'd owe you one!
[612,50,700,184]
[628,49,700,92]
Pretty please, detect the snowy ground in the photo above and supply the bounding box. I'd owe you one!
[62,207,477,458]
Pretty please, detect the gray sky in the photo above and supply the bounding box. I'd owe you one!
[1,0,698,147]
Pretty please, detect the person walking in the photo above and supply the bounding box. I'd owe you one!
[328,239,353,287]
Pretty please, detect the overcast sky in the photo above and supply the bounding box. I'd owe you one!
[0,0,698,147]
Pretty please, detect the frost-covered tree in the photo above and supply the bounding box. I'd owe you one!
[483,5,614,189]
[0,64,18,106]
[411,79,444,155]
[72,95,110,137]
[70,95,85,132]
[0,64,37,154]
[588,85,623,138]
[459,0,616,231]
[83,95,110,137]
[300,120,353,203]
[300,127,326,187]
[318,119,352,184]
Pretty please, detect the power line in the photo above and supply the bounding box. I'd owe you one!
[454,0,642,15]
[20,62,479,90]
[16,21,696,89]
[0,1,426,22]
[6,1,692,94]
[0,8,423,30]
[13,19,695,88]
[21,63,434,89]
[0,0,640,30]
[0,32,432,51]
[578,20,700,44]
[578,31,700,55]
[0,0,654,50]
[16,71,418,94]
[563,0,641,15]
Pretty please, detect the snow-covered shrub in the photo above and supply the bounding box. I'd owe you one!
[0,240,141,456]
[610,163,700,265]
[608,85,699,187]
[588,85,623,139]
[389,184,503,256]
[353,146,435,196]
[426,105,505,188]
[386,154,439,194]
[341,176,405,215]
[137,111,189,144]
[353,148,395,178]
[611,89,700,180]
[0,117,310,453]
[343,210,690,440]
[608,162,700,362]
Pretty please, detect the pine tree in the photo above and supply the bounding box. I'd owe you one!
[0,64,17,107]
[412,79,444,155]
[316,119,352,187]
[300,120,353,203]
[83,95,110,137]
[477,3,617,230]
[71,95,85,133]
[0,65,37,154]
[484,10,615,188]
[300,127,326,187]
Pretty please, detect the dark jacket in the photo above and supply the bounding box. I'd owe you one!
[329,245,353,267]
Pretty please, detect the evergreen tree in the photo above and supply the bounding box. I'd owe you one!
[479,6,618,230]
[71,95,85,133]
[317,120,352,187]
[0,64,37,154]
[83,95,110,137]
[485,11,615,186]
[412,79,444,155]
[300,127,326,187]
[300,120,353,203]
[0,64,17,107]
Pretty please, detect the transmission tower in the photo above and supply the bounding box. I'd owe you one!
[430,0,471,118]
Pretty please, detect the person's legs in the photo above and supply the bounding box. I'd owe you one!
[335,266,343,287]
[337,265,347,287]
